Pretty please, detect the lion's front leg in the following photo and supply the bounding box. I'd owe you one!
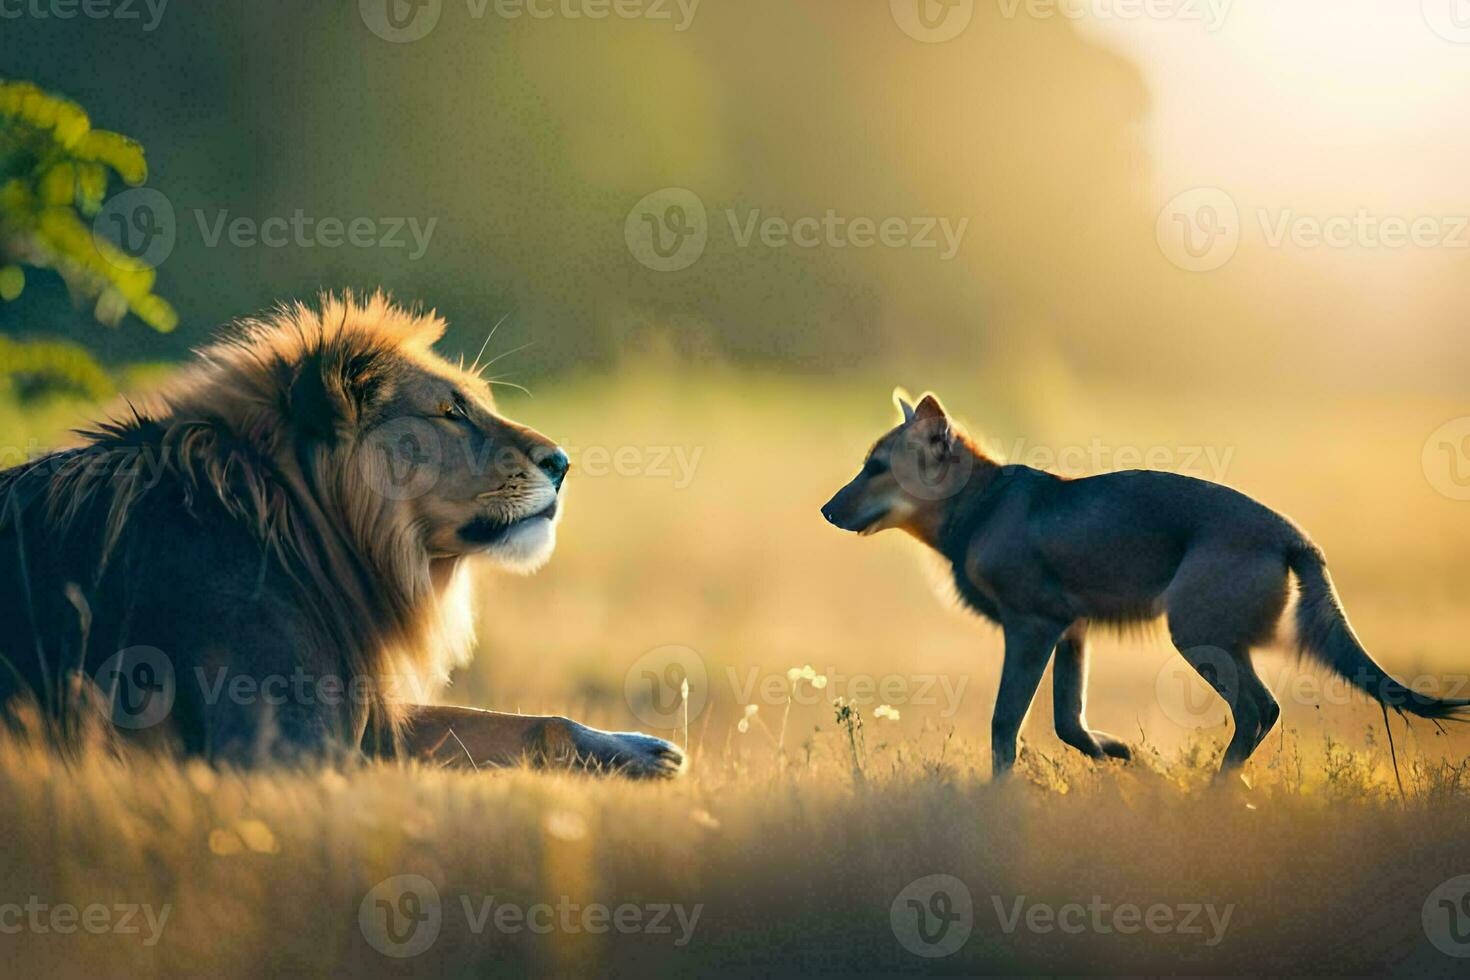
[400,705,686,779]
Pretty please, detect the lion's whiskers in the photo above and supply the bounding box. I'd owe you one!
[467,311,511,377]
[475,341,533,378]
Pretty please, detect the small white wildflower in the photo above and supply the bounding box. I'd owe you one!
[874,704,901,721]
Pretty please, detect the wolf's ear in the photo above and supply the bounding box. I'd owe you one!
[892,387,916,424]
[914,392,955,451]
[914,392,948,423]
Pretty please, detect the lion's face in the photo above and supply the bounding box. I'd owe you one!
[355,356,567,573]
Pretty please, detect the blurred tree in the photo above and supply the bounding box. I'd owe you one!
[0,335,114,402]
[0,80,177,328]
[0,79,178,398]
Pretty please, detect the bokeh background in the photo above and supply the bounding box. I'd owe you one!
[4,0,1468,755]
[4,0,1468,391]
[5,3,1470,975]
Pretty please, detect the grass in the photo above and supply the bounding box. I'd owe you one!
[3,367,1470,975]
[3,729,1468,975]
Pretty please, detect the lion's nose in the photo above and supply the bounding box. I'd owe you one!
[535,447,570,490]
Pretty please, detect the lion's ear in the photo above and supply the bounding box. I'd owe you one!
[288,350,370,442]
[288,354,345,442]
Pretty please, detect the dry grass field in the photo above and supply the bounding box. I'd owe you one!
[3,367,1470,976]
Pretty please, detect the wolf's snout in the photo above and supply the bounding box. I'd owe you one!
[821,489,858,531]
[820,489,844,526]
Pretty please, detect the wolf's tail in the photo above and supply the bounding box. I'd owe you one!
[1287,541,1470,720]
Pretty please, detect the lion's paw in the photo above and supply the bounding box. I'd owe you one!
[568,724,687,779]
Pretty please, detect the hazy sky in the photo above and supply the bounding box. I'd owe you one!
[1078,0,1470,210]
[5,1,1465,390]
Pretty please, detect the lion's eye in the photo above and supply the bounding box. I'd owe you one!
[443,400,468,421]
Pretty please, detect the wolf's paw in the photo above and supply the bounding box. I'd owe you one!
[568,724,687,779]
[1094,732,1133,761]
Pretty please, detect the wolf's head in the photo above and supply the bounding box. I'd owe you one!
[821,388,976,541]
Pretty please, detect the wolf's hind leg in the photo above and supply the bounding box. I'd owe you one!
[1248,674,1281,747]
[1052,627,1132,761]
[1165,548,1289,773]
[1170,642,1273,772]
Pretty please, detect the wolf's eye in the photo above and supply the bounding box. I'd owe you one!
[863,457,889,476]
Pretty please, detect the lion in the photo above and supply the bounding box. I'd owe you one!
[0,293,684,777]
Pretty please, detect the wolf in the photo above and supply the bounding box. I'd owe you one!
[822,389,1467,777]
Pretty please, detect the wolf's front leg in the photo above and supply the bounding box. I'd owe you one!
[401,705,686,779]
[991,618,1067,776]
